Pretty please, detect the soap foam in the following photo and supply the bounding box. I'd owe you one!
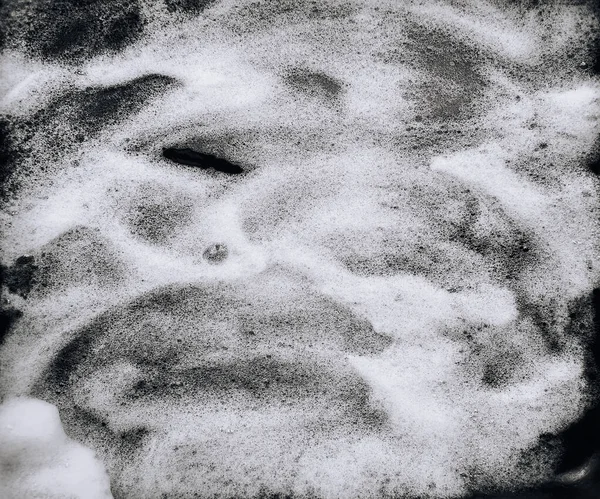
[0,398,113,499]
[1,0,600,497]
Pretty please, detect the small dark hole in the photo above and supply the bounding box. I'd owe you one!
[162,147,244,175]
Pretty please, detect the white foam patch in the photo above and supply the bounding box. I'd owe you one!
[406,0,540,61]
[1,0,600,497]
[0,51,74,115]
[0,398,113,499]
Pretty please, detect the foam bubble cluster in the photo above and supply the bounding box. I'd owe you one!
[1,0,600,497]
[0,398,112,499]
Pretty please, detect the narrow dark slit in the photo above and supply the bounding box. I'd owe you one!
[162,147,244,175]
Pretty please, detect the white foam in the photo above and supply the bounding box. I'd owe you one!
[1,0,600,497]
[0,398,113,499]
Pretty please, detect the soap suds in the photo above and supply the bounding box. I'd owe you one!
[0,397,113,499]
[1,0,600,498]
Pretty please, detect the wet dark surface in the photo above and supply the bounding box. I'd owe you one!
[162,147,245,174]
[1,255,37,298]
[0,118,27,200]
[588,137,600,176]
[0,75,180,199]
[31,226,126,295]
[231,0,355,29]
[0,259,29,346]
[284,68,344,101]
[460,287,600,498]
[480,351,523,389]
[31,280,394,493]
[342,182,541,296]
[39,280,393,392]
[0,0,144,62]
[0,307,22,346]
[164,0,215,14]
[1,1,600,497]
[124,201,192,244]
[553,289,600,470]
[380,22,488,123]
[587,2,600,77]
[38,74,179,141]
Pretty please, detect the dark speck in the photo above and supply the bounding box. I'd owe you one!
[203,243,229,264]
[162,147,244,175]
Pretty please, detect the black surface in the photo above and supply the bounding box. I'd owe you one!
[163,147,245,174]
[0,0,144,62]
